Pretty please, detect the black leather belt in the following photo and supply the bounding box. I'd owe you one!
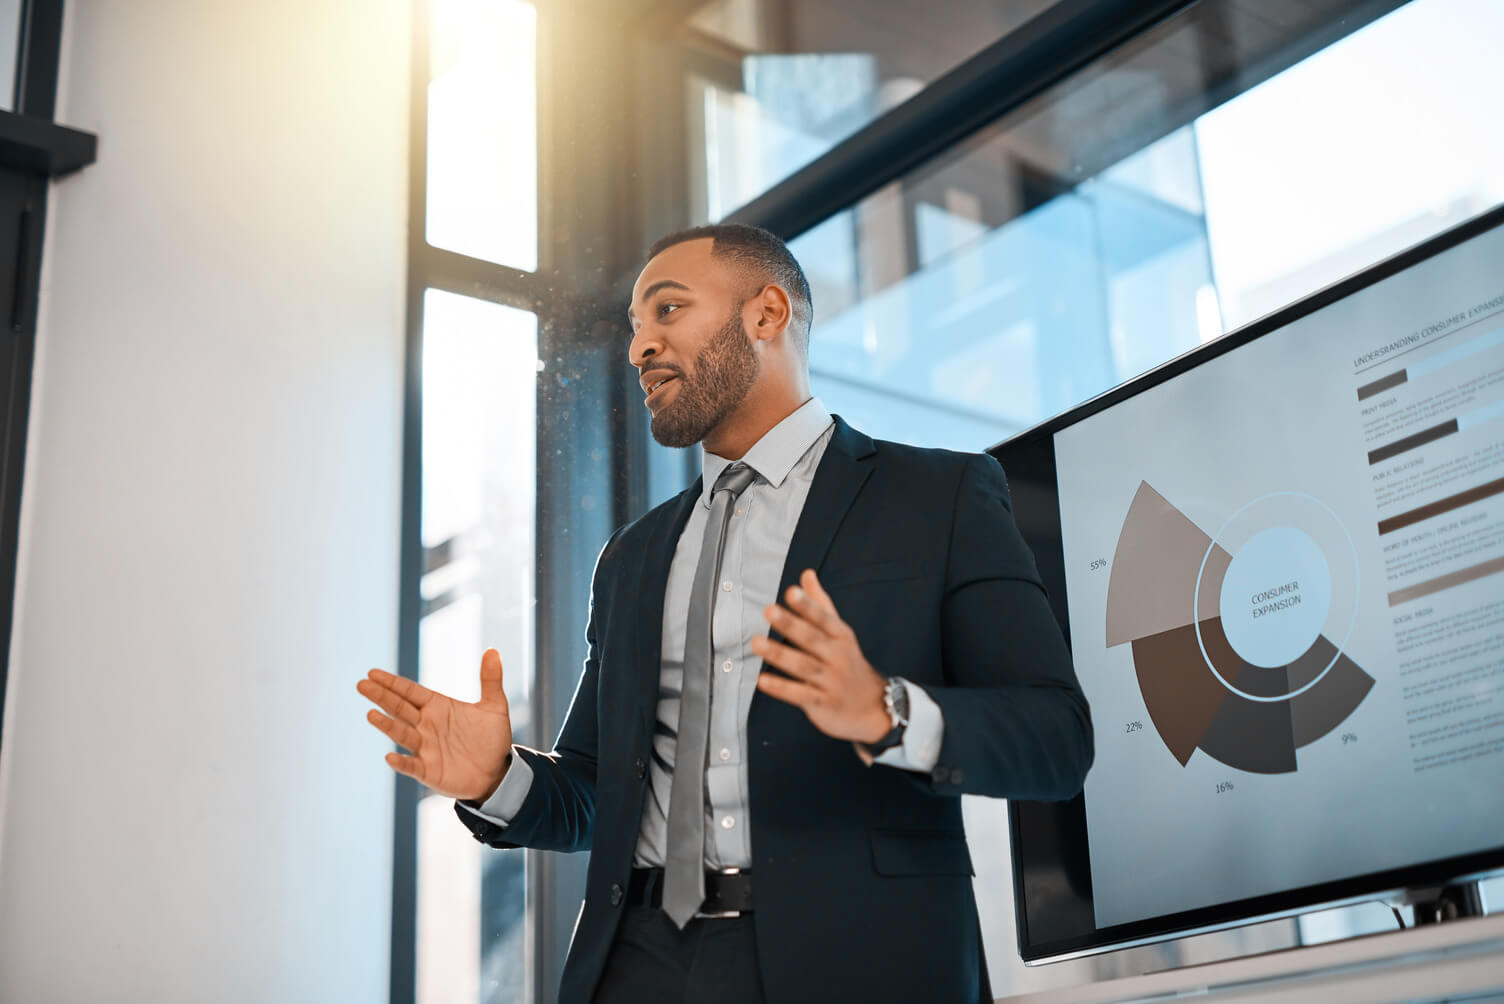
[627,867,754,917]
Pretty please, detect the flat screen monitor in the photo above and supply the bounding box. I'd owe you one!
[993,204,1504,963]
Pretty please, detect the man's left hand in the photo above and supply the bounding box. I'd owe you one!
[752,568,891,744]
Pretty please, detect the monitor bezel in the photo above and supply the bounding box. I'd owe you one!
[991,202,1504,964]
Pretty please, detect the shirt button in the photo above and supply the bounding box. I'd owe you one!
[721,660,733,673]
[735,506,744,516]
[721,581,732,592]
[719,748,731,761]
[721,815,735,830]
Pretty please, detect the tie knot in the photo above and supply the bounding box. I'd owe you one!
[713,462,757,500]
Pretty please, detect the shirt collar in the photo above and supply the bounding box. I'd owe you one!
[699,397,833,508]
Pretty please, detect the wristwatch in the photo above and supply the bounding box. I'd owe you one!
[861,676,910,757]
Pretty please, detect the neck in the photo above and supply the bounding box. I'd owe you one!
[702,382,811,460]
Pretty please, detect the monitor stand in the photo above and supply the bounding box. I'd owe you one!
[1396,881,1488,926]
[998,908,1504,1002]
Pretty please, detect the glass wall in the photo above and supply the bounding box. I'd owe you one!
[426,0,538,271]
[417,291,539,1004]
[408,2,543,999]
[792,123,1214,450]
[682,0,1061,222]
[1196,0,1503,328]
[788,0,1503,453]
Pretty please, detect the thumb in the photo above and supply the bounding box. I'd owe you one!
[478,648,507,707]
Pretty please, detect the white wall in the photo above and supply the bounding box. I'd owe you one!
[0,3,409,1001]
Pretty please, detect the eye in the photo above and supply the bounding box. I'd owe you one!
[657,302,681,319]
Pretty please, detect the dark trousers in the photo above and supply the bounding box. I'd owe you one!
[593,906,767,1004]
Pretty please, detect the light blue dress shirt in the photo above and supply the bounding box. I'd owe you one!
[459,398,944,868]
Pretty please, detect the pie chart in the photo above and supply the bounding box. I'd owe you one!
[1105,481,1375,774]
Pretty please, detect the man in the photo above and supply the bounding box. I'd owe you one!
[357,224,1093,1003]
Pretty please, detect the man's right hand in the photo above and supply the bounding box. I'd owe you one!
[357,648,513,803]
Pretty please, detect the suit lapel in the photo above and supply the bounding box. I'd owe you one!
[633,478,702,736]
[752,414,876,739]
[771,415,876,638]
[629,416,876,736]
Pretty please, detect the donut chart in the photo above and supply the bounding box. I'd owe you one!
[1105,481,1375,774]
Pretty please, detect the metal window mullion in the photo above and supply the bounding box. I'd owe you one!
[418,244,544,312]
[722,0,1198,240]
[392,0,431,1001]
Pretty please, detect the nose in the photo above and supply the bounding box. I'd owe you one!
[628,324,662,369]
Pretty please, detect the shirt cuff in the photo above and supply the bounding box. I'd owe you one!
[456,750,533,826]
[852,679,944,773]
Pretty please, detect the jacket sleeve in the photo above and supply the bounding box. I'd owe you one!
[453,528,622,852]
[917,452,1095,802]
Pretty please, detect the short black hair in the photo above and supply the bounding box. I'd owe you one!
[646,223,814,353]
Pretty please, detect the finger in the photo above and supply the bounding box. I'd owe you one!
[367,709,421,753]
[384,751,427,784]
[756,669,822,710]
[789,573,851,639]
[751,634,825,682]
[479,648,507,707]
[801,570,853,636]
[763,602,834,656]
[357,676,421,728]
[366,668,435,710]
[802,568,832,605]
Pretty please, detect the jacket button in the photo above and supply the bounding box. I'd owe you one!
[610,883,623,907]
[951,768,965,785]
[635,758,646,779]
[931,766,949,783]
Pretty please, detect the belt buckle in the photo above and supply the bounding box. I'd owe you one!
[694,867,743,919]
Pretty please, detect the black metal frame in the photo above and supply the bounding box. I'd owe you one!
[394,4,559,1003]
[390,7,429,1003]
[395,2,639,1002]
[12,0,59,119]
[722,0,1196,240]
[0,0,96,767]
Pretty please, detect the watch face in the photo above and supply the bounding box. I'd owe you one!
[888,678,910,722]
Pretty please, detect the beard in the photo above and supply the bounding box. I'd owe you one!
[650,304,760,448]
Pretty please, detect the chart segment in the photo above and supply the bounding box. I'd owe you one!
[1108,480,1375,774]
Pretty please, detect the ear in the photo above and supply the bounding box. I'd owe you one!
[749,284,793,343]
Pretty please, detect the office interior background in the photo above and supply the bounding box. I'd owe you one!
[0,0,1499,1001]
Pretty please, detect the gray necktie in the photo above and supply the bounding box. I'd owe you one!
[662,461,758,928]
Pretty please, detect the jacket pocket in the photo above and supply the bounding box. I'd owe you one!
[869,829,975,877]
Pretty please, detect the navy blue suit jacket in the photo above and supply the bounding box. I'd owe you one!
[455,416,1093,1003]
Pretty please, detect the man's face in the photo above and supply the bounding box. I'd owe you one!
[628,239,760,448]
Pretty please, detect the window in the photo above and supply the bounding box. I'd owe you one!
[426,0,539,271]
[788,0,1503,454]
[417,292,538,1004]
[681,0,1061,222]
[402,2,543,1002]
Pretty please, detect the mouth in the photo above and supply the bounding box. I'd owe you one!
[644,374,679,401]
